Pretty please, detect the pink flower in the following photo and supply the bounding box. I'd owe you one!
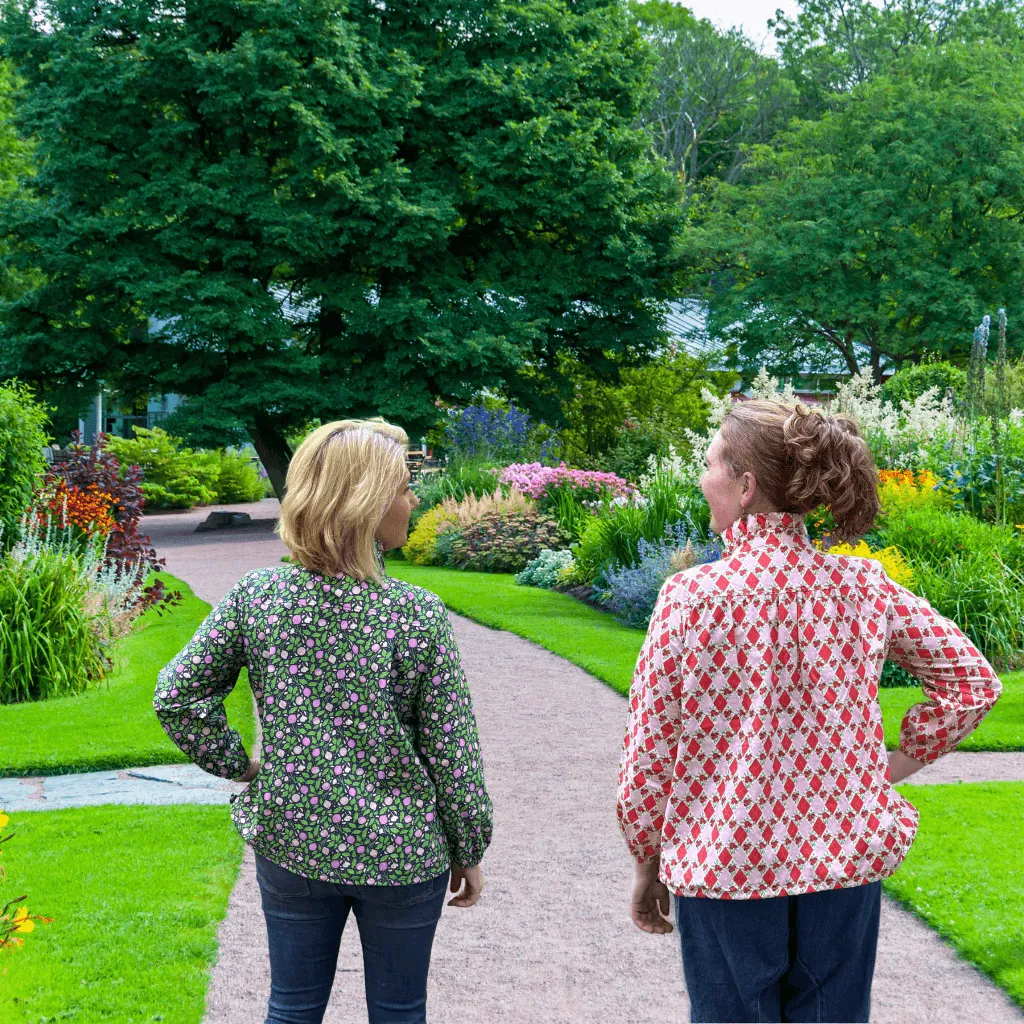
[497,462,635,501]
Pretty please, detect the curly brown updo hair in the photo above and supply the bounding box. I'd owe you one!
[719,400,880,540]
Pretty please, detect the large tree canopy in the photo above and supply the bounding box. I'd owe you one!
[681,41,1024,380]
[0,0,681,491]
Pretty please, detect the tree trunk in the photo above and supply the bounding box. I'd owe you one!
[869,346,884,384]
[249,413,293,501]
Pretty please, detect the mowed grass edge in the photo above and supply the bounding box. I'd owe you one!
[887,781,1024,1007]
[2,804,244,1023]
[386,561,1023,752]
[0,573,255,777]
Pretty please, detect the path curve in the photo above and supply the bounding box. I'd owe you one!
[143,502,1022,1024]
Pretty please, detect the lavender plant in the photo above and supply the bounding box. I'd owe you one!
[597,522,721,629]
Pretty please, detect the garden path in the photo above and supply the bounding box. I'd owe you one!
[131,501,1024,1024]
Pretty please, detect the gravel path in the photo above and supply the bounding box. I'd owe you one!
[136,503,1021,1024]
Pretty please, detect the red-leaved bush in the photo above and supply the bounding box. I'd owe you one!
[46,433,179,612]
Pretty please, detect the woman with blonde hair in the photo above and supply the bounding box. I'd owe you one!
[155,419,493,1024]
[619,400,1000,1023]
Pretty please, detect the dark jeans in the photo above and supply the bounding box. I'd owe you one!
[676,881,882,1024]
[255,854,449,1024]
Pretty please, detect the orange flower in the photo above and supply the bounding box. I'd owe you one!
[36,480,117,537]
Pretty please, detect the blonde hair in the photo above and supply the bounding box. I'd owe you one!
[720,400,880,540]
[278,418,409,580]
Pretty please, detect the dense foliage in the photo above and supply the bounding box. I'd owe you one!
[0,0,681,494]
[0,381,48,548]
[684,42,1024,379]
[104,428,265,509]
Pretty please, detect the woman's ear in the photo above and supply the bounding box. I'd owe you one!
[739,472,758,510]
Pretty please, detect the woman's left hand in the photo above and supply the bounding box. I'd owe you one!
[631,859,674,935]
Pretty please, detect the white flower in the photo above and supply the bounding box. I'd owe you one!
[1010,408,1024,426]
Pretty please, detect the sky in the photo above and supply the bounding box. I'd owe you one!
[680,0,804,49]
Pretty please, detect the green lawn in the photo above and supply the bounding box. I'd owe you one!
[887,781,1024,1007]
[387,561,1023,751]
[0,574,255,777]
[1,804,244,1023]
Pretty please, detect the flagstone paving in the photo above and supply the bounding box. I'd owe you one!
[9,500,1021,1023]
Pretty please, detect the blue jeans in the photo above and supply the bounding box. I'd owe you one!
[676,881,882,1023]
[255,854,449,1024]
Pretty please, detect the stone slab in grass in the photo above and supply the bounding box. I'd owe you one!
[1,804,244,1023]
[0,574,255,777]
[388,561,1024,752]
[0,763,246,811]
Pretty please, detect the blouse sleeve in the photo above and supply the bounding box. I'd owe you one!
[882,577,1001,764]
[153,585,251,780]
[412,595,493,868]
[618,577,688,864]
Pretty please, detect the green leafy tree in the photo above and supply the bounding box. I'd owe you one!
[0,380,49,546]
[0,58,34,306]
[0,0,681,496]
[683,42,1024,380]
[558,349,734,466]
[771,0,1024,117]
[633,1,795,196]
[881,361,966,406]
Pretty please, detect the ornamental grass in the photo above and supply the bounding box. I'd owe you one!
[0,548,108,704]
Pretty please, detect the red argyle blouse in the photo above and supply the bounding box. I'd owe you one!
[618,512,1000,900]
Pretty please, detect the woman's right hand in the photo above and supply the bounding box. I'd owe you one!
[448,864,484,908]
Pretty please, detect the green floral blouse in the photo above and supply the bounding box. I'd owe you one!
[154,565,493,885]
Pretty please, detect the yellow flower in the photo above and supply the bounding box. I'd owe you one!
[829,541,915,589]
[13,907,34,934]
[0,812,8,830]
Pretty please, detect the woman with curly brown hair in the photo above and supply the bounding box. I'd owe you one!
[618,400,1000,1023]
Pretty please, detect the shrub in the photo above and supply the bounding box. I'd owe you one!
[515,549,575,588]
[544,483,593,540]
[403,488,533,564]
[574,469,696,574]
[433,526,465,567]
[874,507,1024,575]
[880,662,919,689]
[881,362,966,408]
[46,434,176,613]
[105,427,218,509]
[597,523,720,629]
[876,469,949,520]
[445,510,571,573]
[0,381,49,548]
[435,487,532,528]
[874,507,1024,665]
[196,449,265,503]
[603,422,669,482]
[933,418,1024,525]
[0,547,108,704]
[912,554,1024,668]
[403,506,455,566]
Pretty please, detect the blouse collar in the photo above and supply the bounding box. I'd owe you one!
[721,511,811,555]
